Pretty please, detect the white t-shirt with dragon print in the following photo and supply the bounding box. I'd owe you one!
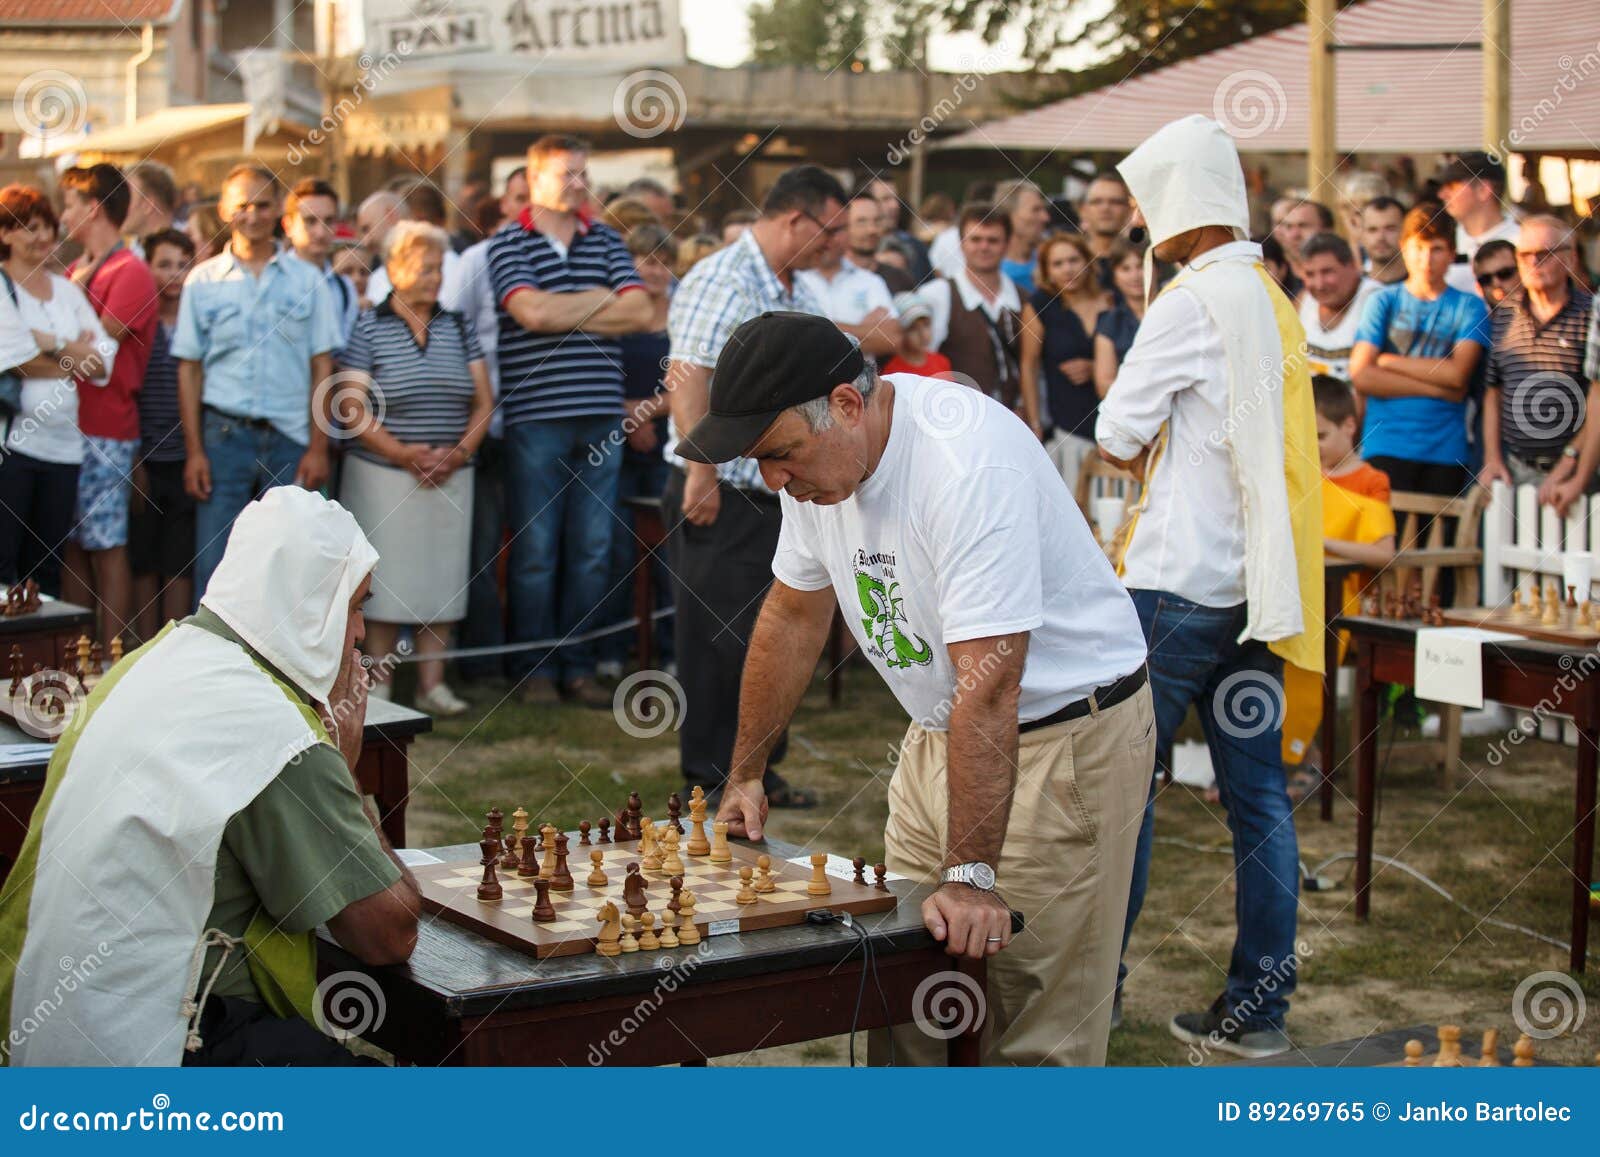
[772,373,1147,729]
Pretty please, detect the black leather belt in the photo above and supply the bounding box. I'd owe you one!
[204,404,273,430]
[1019,665,1148,733]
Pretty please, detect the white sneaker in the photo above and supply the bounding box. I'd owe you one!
[595,659,624,682]
[416,682,468,717]
[368,680,393,701]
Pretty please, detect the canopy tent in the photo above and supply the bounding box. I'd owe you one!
[939,0,1600,157]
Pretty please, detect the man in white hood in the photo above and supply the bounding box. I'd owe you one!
[0,486,419,1067]
[1095,116,1323,1059]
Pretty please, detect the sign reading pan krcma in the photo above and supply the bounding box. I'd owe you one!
[366,0,687,67]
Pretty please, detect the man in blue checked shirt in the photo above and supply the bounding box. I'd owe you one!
[174,164,341,603]
[662,164,848,809]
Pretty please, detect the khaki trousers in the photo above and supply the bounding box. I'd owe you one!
[869,684,1154,1066]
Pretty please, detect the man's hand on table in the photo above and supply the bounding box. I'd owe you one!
[923,882,1012,959]
[716,778,769,840]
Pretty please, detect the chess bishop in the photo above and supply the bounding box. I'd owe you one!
[0,488,419,1066]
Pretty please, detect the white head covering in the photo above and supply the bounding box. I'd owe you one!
[200,486,379,703]
[1118,114,1251,300]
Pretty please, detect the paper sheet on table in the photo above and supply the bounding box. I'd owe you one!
[1414,627,1523,708]
[0,743,57,767]
[396,848,444,867]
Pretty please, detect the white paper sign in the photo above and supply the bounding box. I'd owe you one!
[1415,627,1522,708]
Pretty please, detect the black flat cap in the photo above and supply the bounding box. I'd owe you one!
[678,311,865,464]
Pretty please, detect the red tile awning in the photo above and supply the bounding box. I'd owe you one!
[0,0,182,23]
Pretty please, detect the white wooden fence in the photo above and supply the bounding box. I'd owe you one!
[1481,480,1595,742]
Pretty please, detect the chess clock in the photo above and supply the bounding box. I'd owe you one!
[941,862,997,891]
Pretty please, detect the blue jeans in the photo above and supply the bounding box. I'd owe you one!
[193,410,307,604]
[1118,589,1300,1030]
[504,416,623,682]
[601,453,673,666]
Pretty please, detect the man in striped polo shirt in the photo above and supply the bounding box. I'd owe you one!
[488,134,652,704]
[664,165,847,807]
[1478,216,1597,516]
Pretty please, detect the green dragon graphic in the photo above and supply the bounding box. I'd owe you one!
[855,572,933,670]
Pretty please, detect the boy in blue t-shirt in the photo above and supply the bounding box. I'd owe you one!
[1351,204,1491,497]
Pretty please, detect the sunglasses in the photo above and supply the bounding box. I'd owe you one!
[1476,267,1519,287]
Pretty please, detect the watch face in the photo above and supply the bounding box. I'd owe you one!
[971,863,996,890]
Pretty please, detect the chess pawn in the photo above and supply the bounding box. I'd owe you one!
[658,908,679,949]
[109,636,123,666]
[667,791,684,835]
[1542,592,1561,626]
[874,863,890,892]
[1403,1039,1424,1066]
[1509,587,1524,617]
[852,856,867,887]
[579,819,591,846]
[638,912,660,950]
[736,866,758,905]
[597,817,611,844]
[708,820,732,864]
[588,850,608,887]
[1512,1034,1535,1066]
[754,853,776,893]
[620,914,640,953]
[676,889,700,945]
[806,852,831,896]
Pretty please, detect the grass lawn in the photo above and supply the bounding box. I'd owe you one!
[397,668,1599,1067]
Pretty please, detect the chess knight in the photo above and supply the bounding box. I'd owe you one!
[0,488,419,1067]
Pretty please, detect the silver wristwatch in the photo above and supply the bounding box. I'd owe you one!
[941,862,997,891]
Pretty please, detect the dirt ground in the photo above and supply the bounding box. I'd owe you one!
[397,670,1599,1067]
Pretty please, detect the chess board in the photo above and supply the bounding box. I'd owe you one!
[415,833,898,959]
[1436,604,1600,647]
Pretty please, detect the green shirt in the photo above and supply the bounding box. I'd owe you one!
[188,609,401,1000]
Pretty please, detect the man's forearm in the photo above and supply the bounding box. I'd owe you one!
[1377,353,1467,393]
[1573,381,1600,479]
[944,690,1018,869]
[307,353,334,454]
[728,584,835,784]
[578,289,652,336]
[1353,363,1453,399]
[508,287,614,333]
[178,360,205,455]
[1482,387,1503,464]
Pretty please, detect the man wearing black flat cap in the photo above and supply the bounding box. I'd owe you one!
[692,312,1154,1066]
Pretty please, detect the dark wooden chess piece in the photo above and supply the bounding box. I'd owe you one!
[623,862,648,917]
[22,579,39,613]
[668,874,683,915]
[531,878,557,922]
[517,837,540,877]
[477,828,503,901]
[552,833,575,890]
[8,645,22,698]
[486,806,504,842]
[626,791,643,839]
[852,857,867,887]
[615,804,632,841]
[667,792,683,835]
[873,864,889,892]
[500,829,521,872]
[597,817,611,844]
[578,819,591,846]
[1568,584,1579,610]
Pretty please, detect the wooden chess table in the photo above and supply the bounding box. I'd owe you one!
[1333,614,1597,972]
[318,836,1004,1067]
[0,597,94,675]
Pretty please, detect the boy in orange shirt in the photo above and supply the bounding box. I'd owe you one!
[1281,376,1397,790]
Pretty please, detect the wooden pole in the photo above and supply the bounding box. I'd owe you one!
[1483,0,1511,155]
[1306,0,1337,207]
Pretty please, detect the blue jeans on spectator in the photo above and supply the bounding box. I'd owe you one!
[458,436,507,681]
[601,452,673,667]
[504,416,622,684]
[1118,589,1300,1030]
[193,409,307,604]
